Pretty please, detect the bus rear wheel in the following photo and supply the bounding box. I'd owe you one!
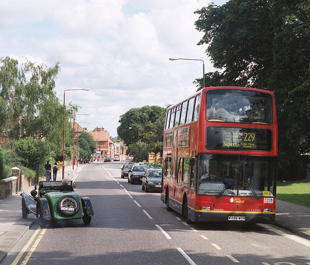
[165,190,172,212]
[183,198,192,224]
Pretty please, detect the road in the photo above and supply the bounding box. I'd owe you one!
[3,162,310,265]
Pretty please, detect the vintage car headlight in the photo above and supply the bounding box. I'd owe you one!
[57,196,79,217]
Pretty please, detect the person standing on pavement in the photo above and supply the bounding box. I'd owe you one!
[53,162,58,181]
[45,160,51,181]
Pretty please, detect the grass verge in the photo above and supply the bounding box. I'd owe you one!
[277,181,310,207]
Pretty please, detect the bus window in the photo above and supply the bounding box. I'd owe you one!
[186,97,195,124]
[165,156,172,177]
[165,109,171,130]
[190,158,196,190]
[169,107,175,129]
[174,105,181,127]
[182,158,190,187]
[179,101,188,126]
[193,94,201,121]
[177,157,183,183]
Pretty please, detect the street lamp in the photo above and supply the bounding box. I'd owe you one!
[62,88,89,179]
[72,114,88,170]
[169,57,205,89]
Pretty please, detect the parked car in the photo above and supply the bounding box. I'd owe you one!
[121,164,133,178]
[128,165,149,184]
[21,181,94,227]
[104,157,112,162]
[114,156,120,161]
[142,169,162,192]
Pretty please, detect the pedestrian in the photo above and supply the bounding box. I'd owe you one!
[45,160,51,181]
[53,162,58,181]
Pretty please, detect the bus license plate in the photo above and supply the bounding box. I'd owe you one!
[155,185,161,187]
[228,216,246,221]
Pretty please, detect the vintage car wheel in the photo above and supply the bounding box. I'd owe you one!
[83,214,91,225]
[57,196,79,217]
[22,198,28,219]
[38,206,47,228]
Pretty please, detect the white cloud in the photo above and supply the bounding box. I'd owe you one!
[0,0,228,136]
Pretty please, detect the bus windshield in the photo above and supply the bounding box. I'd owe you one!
[197,154,276,197]
[206,89,273,124]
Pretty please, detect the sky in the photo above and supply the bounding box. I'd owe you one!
[0,0,228,137]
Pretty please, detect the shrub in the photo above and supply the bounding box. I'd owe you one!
[0,150,5,179]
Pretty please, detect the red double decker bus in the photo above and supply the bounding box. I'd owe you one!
[161,86,278,224]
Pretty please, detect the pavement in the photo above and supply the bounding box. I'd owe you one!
[0,163,84,263]
[0,165,309,263]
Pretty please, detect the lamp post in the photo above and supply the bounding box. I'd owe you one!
[62,88,89,179]
[72,116,88,170]
[169,57,205,89]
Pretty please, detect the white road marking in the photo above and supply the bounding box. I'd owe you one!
[260,224,310,248]
[177,247,197,265]
[133,200,141,207]
[143,210,153,219]
[155,224,172,240]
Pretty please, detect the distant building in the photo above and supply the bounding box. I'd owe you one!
[88,127,113,159]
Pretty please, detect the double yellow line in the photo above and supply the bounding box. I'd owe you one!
[12,227,46,265]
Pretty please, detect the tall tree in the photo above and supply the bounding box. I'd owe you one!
[77,132,95,159]
[194,0,310,179]
[0,57,76,159]
[117,105,166,146]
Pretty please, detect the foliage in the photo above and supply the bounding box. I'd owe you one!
[20,166,36,182]
[2,149,22,167]
[277,181,310,207]
[0,57,77,162]
[127,141,150,162]
[117,105,166,146]
[77,132,95,159]
[0,150,4,179]
[14,137,47,171]
[194,0,310,179]
[3,165,12,179]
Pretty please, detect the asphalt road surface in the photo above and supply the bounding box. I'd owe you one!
[4,162,310,265]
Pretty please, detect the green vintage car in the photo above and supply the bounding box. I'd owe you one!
[21,181,94,227]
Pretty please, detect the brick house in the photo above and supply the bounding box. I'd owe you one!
[88,127,113,159]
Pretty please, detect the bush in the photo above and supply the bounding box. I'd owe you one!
[3,150,22,167]
[3,165,12,178]
[20,166,36,182]
[0,150,5,179]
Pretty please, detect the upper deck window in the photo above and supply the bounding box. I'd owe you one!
[206,89,273,124]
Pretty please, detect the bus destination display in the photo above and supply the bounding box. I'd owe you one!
[206,127,272,151]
